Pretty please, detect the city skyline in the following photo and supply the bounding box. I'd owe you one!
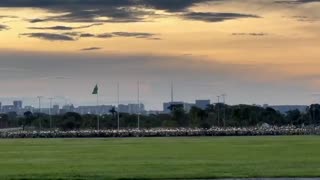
[0,0,320,109]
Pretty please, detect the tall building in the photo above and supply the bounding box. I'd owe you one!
[269,105,308,114]
[163,102,194,113]
[195,100,211,110]
[75,105,113,115]
[24,106,34,113]
[2,105,15,113]
[52,105,60,115]
[60,104,75,114]
[118,104,129,113]
[128,104,145,114]
[13,100,23,109]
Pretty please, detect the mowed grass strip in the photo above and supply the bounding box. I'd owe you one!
[0,136,320,180]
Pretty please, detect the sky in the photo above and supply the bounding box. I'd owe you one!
[0,0,320,110]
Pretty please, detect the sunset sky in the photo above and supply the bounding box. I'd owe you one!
[0,0,320,109]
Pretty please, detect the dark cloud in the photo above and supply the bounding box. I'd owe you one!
[182,12,260,22]
[112,32,156,38]
[95,32,159,40]
[138,0,215,12]
[0,24,9,31]
[296,0,320,2]
[28,23,102,30]
[63,32,81,36]
[275,0,320,4]
[16,1,156,23]
[290,16,318,22]
[80,47,102,51]
[0,0,239,23]
[74,32,159,39]
[22,31,160,41]
[96,33,114,38]
[29,18,47,23]
[0,15,18,19]
[79,33,95,38]
[0,0,215,11]
[20,33,75,41]
[29,25,74,30]
[35,8,153,23]
[232,33,268,36]
[24,31,161,40]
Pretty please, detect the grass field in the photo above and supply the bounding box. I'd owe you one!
[1,136,320,180]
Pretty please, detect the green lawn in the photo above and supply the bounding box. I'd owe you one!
[0,136,320,179]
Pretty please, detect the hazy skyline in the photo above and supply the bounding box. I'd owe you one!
[0,0,320,109]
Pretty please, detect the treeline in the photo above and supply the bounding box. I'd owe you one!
[1,104,320,130]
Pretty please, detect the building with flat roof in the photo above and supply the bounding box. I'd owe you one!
[195,100,211,110]
[13,100,23,109]
[163,102,195,113]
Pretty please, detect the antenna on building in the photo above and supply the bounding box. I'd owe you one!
[221,94,227,127]
[37,96,43,130]
[48,97,54,129]
[222,94,227,104]
[171,81,174,103]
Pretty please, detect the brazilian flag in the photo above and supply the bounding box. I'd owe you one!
[92,84,98,95]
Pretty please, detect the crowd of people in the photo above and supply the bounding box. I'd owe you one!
[1,126,319,138]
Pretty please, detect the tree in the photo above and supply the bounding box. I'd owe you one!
[109,107,117,120]
[308,104,320,125]
[286,109,301,125]
[0,114,9,129]
[189,107,209,128]
[20,111,34,130]
[60,112,82,130]
[170,104,189,127]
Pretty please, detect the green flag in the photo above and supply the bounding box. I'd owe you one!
[92,84,98,94]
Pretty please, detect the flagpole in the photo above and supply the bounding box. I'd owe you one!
[92,84,100,131]
[96,85,100,131]
[117,82,120,131]
[137,81,140,130]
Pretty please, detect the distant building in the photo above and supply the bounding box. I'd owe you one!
[58,104,74,114]
[13,100,23,109]
[2,105,15,113]
[118,104,129,113]
[163,102,182,113]
[97,105,114,115]
[62,104,75,112]
[184,103,195,112]
[263,104,269,108]
[128,104,145,114]
[269,105,308,114]
[52,105,60,115]
[146,110,163,115]
[76,105,113,115]
[195,100,211,110]
[163,102,194,113]
[24,106,34,113]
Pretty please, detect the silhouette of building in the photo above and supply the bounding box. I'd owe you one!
[52,105,60,115]
[75,105,113,115]
[118,104,129,113]
[2,105,15,113]
[195,100,211,110]
[163,102,194,113]
[128,104,145,114]
[13,100,23,109]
